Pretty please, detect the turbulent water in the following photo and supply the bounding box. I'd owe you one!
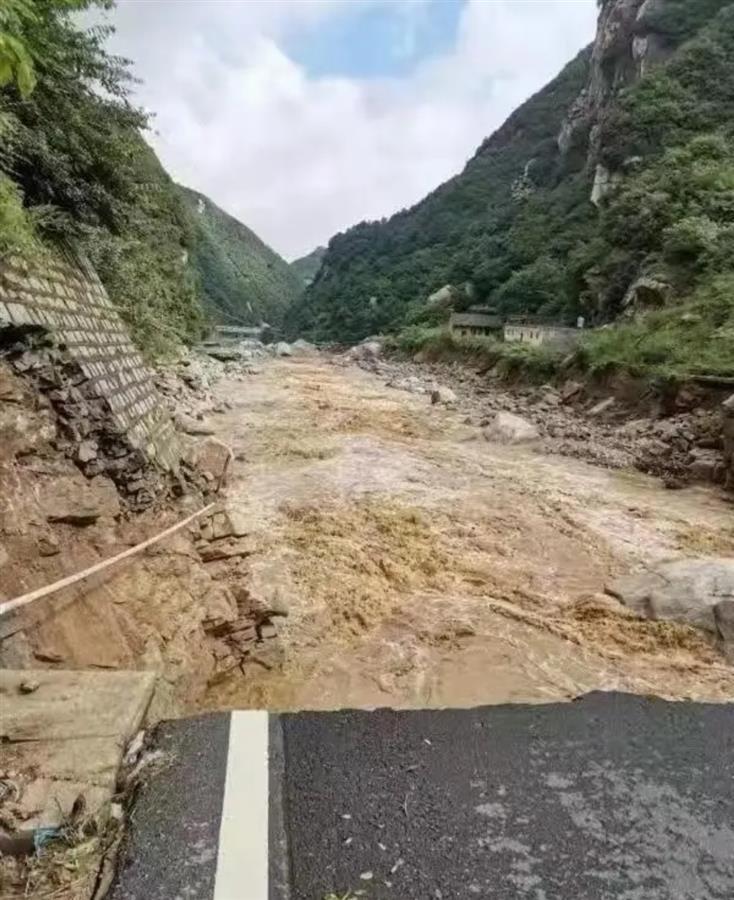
[201,357,734,711]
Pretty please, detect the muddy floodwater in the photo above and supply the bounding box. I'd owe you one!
[201,358,734,711]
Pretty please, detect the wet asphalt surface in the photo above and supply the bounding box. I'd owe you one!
[111,693,734,899]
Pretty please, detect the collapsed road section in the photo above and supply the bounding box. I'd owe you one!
[110,693,734,900]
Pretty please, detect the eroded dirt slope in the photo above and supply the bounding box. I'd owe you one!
[202,357,734,711]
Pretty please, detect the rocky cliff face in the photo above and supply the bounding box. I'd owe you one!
[559,0,674,198]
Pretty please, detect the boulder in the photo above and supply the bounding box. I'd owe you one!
[348,340,383,361]
[175,413,216,437]
[185,437,233,483]
[0,366,56,457]
[622,276,671,315]
[537,385,561,407]
[606,559,734,642]
[560,380,584,404]
[430,386,457,405]
[687,448,725,484]
[291,339,318,356]
[273,342,294,357]
[483,412,540,445]
[203,507,249,540]
[77,440,98,463]
[42,474,120,525]
[205,346,241,362]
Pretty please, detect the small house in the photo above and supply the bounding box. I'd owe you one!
[503,322,581,349]
[449,306,502,338]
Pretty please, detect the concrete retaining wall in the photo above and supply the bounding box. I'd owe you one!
[0,249,179,471]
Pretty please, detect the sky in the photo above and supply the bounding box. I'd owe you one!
[104,0,599,261]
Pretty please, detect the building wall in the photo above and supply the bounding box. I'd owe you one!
[504,324,580,349]
[0,250,180,471]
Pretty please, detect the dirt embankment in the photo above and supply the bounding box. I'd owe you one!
[371,355,734,491]
[0,348,280,718]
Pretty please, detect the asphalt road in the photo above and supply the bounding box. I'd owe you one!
[111,693,734,900]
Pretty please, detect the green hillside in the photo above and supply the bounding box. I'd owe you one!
[291,1,734,377]
[288,48,592,342]
[182,187,303,329]
[290,246,326,287]
[0,0,204,358]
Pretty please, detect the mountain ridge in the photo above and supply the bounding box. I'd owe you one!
[180,186,303,330]
[289,0,734,378]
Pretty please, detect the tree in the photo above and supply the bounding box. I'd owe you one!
[0,0,38,97]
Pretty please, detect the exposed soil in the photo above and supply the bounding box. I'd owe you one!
[200,355,734,711]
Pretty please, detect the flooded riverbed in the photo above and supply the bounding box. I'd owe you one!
[201,358,734,711]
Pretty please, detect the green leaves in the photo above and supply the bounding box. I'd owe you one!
[0,0,39,97]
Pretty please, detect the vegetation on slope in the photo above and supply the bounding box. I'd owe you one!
[294,1,734,379]
[290,246,326,287]
[181,186,302,330]
[0,0,204,357]
[290,48,593,342]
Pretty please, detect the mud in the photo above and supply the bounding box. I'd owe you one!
[201,357,734,711]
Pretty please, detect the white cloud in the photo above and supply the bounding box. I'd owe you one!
[107,0,598,259]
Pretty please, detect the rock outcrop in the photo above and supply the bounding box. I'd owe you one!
[559,0,674,172]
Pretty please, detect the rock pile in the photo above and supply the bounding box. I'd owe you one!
[194,506,285,678]
[2,336,170,511]
[197,338,319,366]
[376,357,733,489]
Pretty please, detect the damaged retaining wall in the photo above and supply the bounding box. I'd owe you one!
[0,248,180,473]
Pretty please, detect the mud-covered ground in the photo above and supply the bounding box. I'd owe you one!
[201,355,734,711]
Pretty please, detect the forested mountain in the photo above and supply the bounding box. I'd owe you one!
[290,246,326,287]
[291,0,734,376]
[181,187,303,330]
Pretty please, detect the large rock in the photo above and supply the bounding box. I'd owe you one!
[483,412,540,445]
[204,346,241,362]
[0,365,56,458]
[185,437,233,483]
[42,474,120,525]
[291,339,318,356]
[430,386,457,405]
[348,340,383,362]
[175,413,216,436]
[622,275,671,315]
[687,448,725,484]
[606,559,734,643]
[272,342,294,357]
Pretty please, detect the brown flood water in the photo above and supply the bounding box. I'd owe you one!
[201,357,734,711]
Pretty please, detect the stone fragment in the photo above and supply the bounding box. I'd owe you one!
[37,535,61,557]
[43,474,120,525]
[198,537,255,563]
[430,386,457,405]
[184,437,233,484]
[77,440,98,463]
[482,411,540,444]
[588,397,615,417]
[175,413,216,436]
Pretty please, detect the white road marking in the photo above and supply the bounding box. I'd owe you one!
[214,711,269,900]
